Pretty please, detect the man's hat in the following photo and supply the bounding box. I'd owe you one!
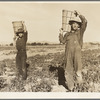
[16,28,24,35]
[69,17,82,27]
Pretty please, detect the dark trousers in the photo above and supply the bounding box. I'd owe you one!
[16,50,27,80]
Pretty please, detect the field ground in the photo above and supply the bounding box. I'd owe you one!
[0,44,100,92]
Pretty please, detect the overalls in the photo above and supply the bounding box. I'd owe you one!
[16,32,28,80]
[65,31,82,90]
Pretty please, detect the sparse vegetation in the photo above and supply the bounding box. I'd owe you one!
[0,44,100,92]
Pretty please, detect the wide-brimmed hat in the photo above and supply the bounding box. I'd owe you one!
[16,28,24,35]
[69,17,82,27]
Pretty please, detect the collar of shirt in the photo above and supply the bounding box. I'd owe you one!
[18,36,23,40]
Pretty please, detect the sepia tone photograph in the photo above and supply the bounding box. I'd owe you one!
[0,1,100,99]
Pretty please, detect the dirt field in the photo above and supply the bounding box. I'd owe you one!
[0,44,100,92]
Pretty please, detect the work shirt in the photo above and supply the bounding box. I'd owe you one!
[16,31,28,51]
[61,15,87,48]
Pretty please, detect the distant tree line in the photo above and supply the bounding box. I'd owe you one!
[27,42,49,46]
[8,42,100,46]
[9,42,49,46]
[89,42,100,45]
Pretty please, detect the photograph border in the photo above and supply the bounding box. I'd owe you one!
[0,0,100,99]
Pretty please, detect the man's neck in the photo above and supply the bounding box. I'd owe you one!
[18,36,23,39]
[71,30,75,33]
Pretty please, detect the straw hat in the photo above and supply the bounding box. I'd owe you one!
[69,17,82,27]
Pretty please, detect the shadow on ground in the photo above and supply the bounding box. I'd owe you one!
[49,64,69,90]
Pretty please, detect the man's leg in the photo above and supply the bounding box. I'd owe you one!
[16,52,23,76]
[74,47,82,84]
[21,51,27,80]
[65,50,75,91]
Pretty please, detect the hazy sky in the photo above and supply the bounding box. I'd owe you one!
[0,2,100,43]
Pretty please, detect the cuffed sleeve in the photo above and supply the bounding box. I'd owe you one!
[59,33,68,44]
[24,31,28,42]
[79,15,87,34]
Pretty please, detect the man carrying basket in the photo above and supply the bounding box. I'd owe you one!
[13,22,28,80]
[59,10,87,91]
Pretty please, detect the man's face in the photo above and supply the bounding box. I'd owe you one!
[71,22,79,31]
[18,33,23,38]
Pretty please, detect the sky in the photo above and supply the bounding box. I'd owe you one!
[0,2,100,43]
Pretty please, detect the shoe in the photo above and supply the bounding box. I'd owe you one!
[76,72,83,84]
[22,75,27,80]
[22,72,27,80]
[65,81,74,91]
[26,63,29,68]
[22,68,27,80]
